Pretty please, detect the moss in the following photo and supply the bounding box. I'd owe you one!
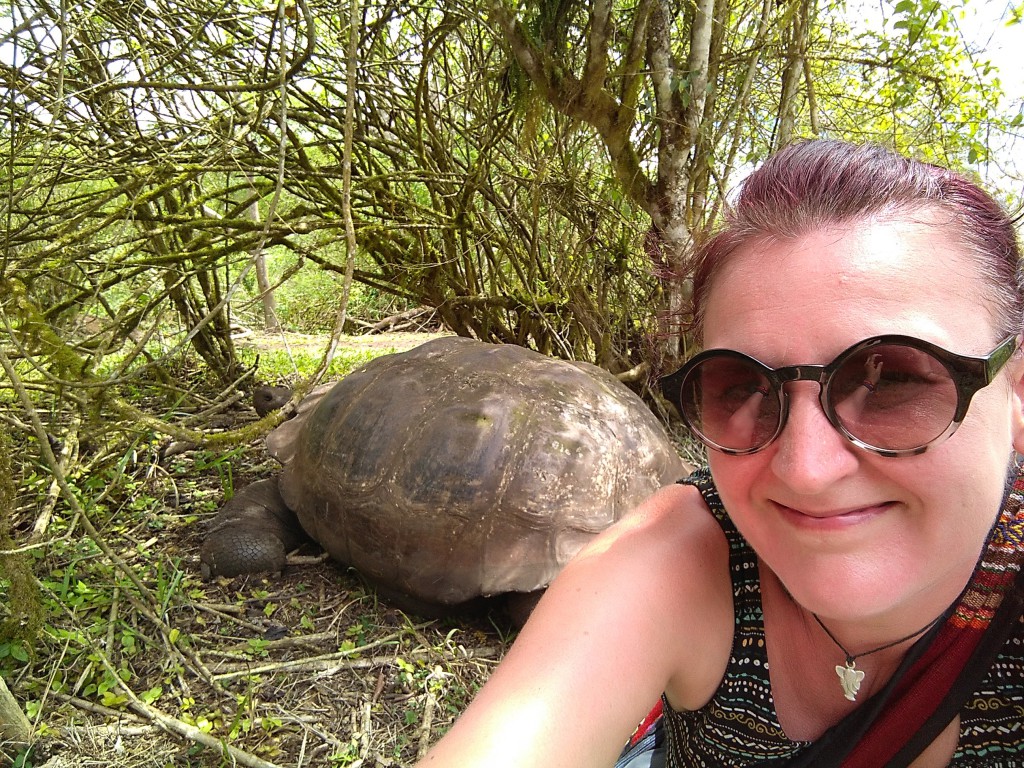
[0,428,43,647]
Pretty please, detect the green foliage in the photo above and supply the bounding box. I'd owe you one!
[812,0,1014,173]
[192,447,246,500]
[0,639,30,664]
[245,638,270,658]
[28,558,163,709]
[239,255,411,333]
[6,0,1015,379]
[329,740,363,766]
[10,746,36,768]
[269,265,344,333]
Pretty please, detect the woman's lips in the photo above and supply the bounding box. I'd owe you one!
[772,500,893,529]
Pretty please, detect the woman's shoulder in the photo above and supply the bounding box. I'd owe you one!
[554,479,735,707]
[599,475,729,572]
[415,480,735,767]
[611,481,736,706]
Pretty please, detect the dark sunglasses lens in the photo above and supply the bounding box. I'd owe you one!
[830,343,958,450]
[681,356,780,451]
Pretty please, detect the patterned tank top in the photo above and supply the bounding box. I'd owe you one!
[662,467,1024,767]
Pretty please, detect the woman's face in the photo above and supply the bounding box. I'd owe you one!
[702,217,1024,626]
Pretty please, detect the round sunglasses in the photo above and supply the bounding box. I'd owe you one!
[660,334,1020,458]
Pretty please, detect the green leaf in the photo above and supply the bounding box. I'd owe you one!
[141,686,162,704]
[100,690,128,708]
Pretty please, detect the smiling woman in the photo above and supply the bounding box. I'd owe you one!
[414,140,1024,768]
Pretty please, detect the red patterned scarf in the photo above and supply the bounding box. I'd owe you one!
[837,466,1024,766]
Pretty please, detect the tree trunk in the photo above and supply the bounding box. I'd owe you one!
[247,176,282,333]
[776,0,814,148]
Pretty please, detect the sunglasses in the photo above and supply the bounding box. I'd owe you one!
[660,334,1019,458]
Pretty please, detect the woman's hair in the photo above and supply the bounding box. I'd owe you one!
[688,139,1024,340]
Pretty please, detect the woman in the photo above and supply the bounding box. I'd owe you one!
[417,140,1024,767]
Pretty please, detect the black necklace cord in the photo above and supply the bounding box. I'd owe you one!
[812,612,946,666]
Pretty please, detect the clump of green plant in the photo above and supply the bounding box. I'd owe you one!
[31,544,194,704]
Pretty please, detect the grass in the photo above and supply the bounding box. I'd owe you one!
[234,329,450,386]
[236,346,378,385]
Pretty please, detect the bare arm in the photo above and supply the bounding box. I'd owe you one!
[417,482,734,768]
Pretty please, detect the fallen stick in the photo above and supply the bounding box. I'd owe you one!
[0,676,31,744]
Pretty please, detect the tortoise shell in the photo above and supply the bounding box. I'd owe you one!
[270,337,688,607]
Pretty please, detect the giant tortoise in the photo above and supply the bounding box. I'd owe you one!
[201,336,689,615]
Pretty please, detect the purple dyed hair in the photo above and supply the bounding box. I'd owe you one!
[688,140,1023,340]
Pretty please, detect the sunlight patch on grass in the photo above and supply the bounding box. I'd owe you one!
[237,346,380,384]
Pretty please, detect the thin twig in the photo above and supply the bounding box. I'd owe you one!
[211,626,426,681]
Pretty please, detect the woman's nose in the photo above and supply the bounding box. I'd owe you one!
[768,383,860,493]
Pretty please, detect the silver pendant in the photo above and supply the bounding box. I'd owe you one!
[836,661,865,701]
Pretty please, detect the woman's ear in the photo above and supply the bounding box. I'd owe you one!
[1009,346,1024,455]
